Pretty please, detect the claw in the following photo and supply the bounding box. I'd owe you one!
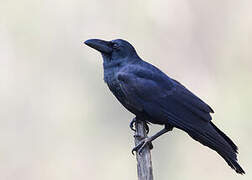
[144,123,149,134]
[130,118,150,134]
[132,140,144,155]
[131,138,153,155]
[149,142,153,150]
[129,118,136,132]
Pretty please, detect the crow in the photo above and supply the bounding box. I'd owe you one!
[84,38,245,174]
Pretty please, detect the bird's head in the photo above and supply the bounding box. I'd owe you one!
[84,39,139,62]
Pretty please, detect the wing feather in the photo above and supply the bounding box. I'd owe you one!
[117,66,214,124]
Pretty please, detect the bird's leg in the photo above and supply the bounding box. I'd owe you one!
[132,124,173,155]
[129,118,150,134]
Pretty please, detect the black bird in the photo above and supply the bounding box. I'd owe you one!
[84,38,245,174]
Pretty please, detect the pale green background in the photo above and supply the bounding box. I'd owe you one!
[0,0,251,179]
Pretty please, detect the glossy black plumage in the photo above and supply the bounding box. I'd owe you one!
[84,38,245,174]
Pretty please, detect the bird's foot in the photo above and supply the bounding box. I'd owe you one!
[129,118,149,134]
[144,123,150,134]
[129,118,137,132]
[132,137,153,155]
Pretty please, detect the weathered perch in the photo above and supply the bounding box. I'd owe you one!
[134,119,154,180]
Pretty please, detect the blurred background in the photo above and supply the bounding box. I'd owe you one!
[0,0,251,179]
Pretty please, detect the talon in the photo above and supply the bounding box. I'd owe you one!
[129,118,137,132]
[131,149,135,155]
[144,123,150,134]
[132,138,153,155]
[149,142,153,150]
[131,148,137,155]
[131,141,144,155]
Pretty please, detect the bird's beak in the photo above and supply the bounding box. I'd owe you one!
[84,39,112,54]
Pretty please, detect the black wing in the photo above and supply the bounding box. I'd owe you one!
[117,65,213,126]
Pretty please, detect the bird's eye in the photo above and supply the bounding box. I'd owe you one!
[112,43,119,49]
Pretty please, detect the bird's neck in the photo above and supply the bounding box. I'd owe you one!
[103,58,125,69]
[102,56,140,84]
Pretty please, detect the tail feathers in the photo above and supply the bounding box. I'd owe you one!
[221,155,245,174]
[210,122,238,153]
[187,123,245,174]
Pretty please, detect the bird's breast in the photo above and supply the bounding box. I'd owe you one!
[107,79,126,103]
[106,78,141,115]
[103,66,143,116]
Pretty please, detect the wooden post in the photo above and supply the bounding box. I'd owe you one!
[134,119,154,180]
